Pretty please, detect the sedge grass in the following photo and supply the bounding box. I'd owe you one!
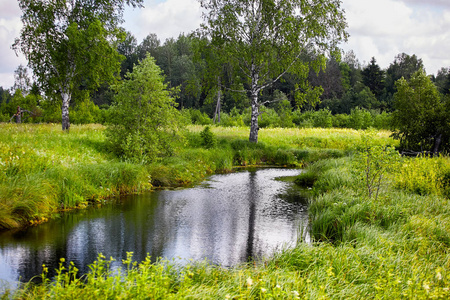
[6,124,450,299]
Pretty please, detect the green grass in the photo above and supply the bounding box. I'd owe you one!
[0,123,356,229]
[7,123,450,299]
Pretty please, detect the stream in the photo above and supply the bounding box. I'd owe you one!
[0,168,309,291]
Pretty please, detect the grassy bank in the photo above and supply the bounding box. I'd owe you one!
[11,144,450,298]
[8,124,450,298]
[0,123,362,229]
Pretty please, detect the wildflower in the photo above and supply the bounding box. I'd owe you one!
[276,284,281,289]
[261,288,267,293]
[423,282,430,293]
[225,295,231,299]
[292,290,299,297]
[246,277,253,288]
[436,270,443,281]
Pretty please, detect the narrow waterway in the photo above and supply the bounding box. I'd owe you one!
[0,168,309,291]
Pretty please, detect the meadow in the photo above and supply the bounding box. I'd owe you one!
[3,124,450,299]
[0,123,368,229]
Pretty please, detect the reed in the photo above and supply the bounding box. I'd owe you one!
[7,124,450,299]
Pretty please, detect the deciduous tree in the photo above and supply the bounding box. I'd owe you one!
[392,70,447,154]
[13,0,142,130]
[199,0,348,142]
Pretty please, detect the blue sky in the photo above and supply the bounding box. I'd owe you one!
[1,0,449,88]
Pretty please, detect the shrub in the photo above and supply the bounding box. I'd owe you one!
[348,107,372,129]
[106,55,185,163]
[200,126,216,149]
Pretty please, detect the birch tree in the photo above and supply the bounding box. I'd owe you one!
[13,0,142,130]
[199,0,348,142]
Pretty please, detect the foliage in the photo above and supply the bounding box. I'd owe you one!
[361,57,384,98]
[181,108,213,125]
[106,55,185,163]
[348,107,373,130]
[354,130,400,200]
[199,0,348,142]
[70,93,102,124]
[13,0,142,130]
[200,126,217,149]
[392,70,447,153]
[385,53,425,99]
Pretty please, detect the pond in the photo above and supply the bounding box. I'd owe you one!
[0,168,309,291]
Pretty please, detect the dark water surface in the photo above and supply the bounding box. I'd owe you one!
[0,168,308,290]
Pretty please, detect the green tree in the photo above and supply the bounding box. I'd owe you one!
[137,33,161,61]
[309,57,345,100]
[385,53,424,103]
[13,0,142,130]
[392,70,447,154]
[434,67,450,95]
[13,64,32,95]
[361,57,384,98]
[118,31,139,78]
[355,130,400,201]
[106,55,185,163]
[199,0,348,142]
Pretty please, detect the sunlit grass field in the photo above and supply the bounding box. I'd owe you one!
[3,123,450,299]
[1,123,369,229]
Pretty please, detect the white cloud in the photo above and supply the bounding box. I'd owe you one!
[341,0,450,73]
[0,0,26,89]
[1,0,450,89]
[123,0,202,43]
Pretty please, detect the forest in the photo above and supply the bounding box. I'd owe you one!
[2,35,450,152]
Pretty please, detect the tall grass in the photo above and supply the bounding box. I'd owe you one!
[0,124,150,229]
[7,125,450,299]
[1,124,361,228]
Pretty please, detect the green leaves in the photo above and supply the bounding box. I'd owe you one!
[354,130,400,200]
[14,0,142,129]
[199,0,348,142]
[392,70,447,153]
[106,55,186,163]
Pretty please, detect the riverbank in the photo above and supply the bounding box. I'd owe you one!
[9,130,450,299]
[0,124,374,230]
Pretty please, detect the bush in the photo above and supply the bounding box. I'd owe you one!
[106,55,185,163]
[183,109,212,125]
[311,108,333,128]
[200,126,216,149]
[348,107,372,129]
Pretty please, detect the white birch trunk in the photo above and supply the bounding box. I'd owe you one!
[249,66,259,143]
[249,91,259,143]
[61,90,71,131]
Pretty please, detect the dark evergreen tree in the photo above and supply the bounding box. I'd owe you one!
[434,67,450,95]
[117,31,139,77]
[361,57,384,98]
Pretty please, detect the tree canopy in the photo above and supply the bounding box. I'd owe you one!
[392,70,448,154]
[13,0,143,130]
[106,55,185,163]
[199,0,348,142]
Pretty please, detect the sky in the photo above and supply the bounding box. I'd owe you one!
[1,0,449,89]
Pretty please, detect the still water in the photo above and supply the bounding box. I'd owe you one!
[0,168,308,290]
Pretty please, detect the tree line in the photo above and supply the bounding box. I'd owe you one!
[2,0,450,154]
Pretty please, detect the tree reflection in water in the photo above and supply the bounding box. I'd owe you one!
[0,168,309,287]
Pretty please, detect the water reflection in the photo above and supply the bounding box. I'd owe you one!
[0,168,308,288]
